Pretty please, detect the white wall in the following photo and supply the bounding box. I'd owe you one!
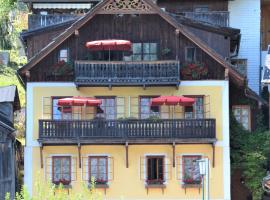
[229,0,261,94]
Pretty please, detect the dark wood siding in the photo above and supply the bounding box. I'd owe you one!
[0,126,15,200]
[157,0,228,13]
[29,14,226,81]
[185,25,230,58]
[25,26,70,59]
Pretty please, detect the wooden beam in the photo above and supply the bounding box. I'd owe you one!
[225,68,229,80]
[125,142,129,168]
[175,29,180,60]
[78,144,81,168]
[172,142,176,168]
[40,144,43,168]
[212,143,215,168]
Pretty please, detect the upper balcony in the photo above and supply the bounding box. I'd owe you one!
[178,11,229,27]
[28,14,78,30]
[74,60,180,88]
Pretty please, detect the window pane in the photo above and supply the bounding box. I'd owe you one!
[52,98,72,120]
[59,49,68,62]
[149,54,157,61]
[186,48,195,62]
[149,43,157,54]
[140,97,160,119]
[132,54,142,61]
[143,43,150,54]
[53,158,61,182]
[133,43,142,54]
[183,156,201,184]
[90,158,98,179]
[143,54,151,61]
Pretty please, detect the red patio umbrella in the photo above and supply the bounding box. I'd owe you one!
[57,97,102,107]
[85,39,132,51]
[151,96,195,106]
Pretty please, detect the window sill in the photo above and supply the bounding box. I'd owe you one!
[182,184,201,188]
[54,184,72,189]
[88,184,109,189]
[145,184,166,189]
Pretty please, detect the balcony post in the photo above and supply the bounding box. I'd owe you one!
[125,142,129,168]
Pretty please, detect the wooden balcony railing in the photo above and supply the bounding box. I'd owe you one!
[39,119,216,144]
[74,60,180,87]
[28,14,78,30]
[178,11,229,27]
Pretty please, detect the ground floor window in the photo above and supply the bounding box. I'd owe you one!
[146,156,164,185]
[182,155,201,185]
[89,156,108,185]
[52,156,71,185]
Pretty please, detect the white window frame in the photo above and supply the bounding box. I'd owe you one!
[44,154,76,186]
[142,153,169,185]
[81,154,112,186]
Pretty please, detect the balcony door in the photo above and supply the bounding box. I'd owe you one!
[52,97,72,120]
[96,97,116,120]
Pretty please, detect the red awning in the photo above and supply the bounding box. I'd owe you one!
[85,39,132,51]
[57,97,102,107]
[151,96,195,106]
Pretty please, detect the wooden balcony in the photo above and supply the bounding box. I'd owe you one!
[74,60,180,87]
[28,14,78,30]
[179,11,229,27]
[38,118,216,144]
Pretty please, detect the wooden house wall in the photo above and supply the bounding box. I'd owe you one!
[0,126,15,200]
[26,27,69,59]
[157,0,228,13]
[29,14,225,81]
[185,25,230,58]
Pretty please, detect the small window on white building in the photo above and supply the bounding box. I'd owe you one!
[232,105,251,130]
[59,49,69,62]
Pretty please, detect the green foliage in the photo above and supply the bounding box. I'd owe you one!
[5,177,103,200]
[231,113,270,200]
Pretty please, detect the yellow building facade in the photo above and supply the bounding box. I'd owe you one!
[24,81,230,200]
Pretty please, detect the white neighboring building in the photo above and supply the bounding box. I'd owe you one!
[229,0,261,94]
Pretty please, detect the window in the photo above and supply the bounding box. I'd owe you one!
[146,156,164,185]
[89,156,108,185]
[130,43,158,61]
[52,156,71,185]
[185,47,196,63]
[194,6,209,12]
[96,97,116,120]
[140,96,160,119]
[184,96,204,119]
[59,49,68,62]
[182,155,201,185]
[52,97,72,120]
[231,59,247,76]
[232,105,251,130]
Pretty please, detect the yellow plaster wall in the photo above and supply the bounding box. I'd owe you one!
[32,145,224,199]
[32,85,223,141]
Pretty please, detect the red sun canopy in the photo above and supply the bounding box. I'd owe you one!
[151,96,195,106]
[85,39,132,51]
[57,97,102,107]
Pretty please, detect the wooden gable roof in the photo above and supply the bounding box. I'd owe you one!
[18,0,245,84]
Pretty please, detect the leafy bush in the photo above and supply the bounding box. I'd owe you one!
[5,177,103,200]
[231,113,270,200]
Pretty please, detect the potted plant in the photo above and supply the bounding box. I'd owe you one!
[183,174,201,185]
[147,178,164,185]
[52,60,74,76]
[181,62,208,80]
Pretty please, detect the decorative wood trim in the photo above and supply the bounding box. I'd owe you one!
[125,142,129,168]
[78,144,81,168]
[98,0,156,14]
[212,143,215,168]
[172,142,175,168]
[40,144,43,168]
